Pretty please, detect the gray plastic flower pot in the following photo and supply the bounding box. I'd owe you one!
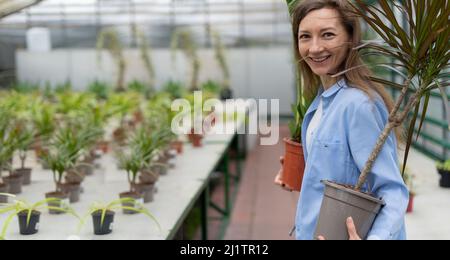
[15,168,32,185]
[0,183,10,203]
[314,180,385,240]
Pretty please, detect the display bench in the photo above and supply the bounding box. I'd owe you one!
[0,102,253,240]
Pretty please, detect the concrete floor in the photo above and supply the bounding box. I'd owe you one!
[404,149,450,240]
[225,125,450,240]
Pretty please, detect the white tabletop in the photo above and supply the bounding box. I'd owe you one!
[1,119,242,240]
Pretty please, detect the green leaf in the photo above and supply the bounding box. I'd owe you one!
[402,99,421,176]
[416,92,430,141]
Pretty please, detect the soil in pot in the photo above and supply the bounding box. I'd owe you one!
[14,168,32,185]
[279,138,305,192]
[0,182,10,203]
[18,210,41,235]
[119,191,143,215]
[3,174,24,194]
[45,191,69,215]
[314,180,385,240]
[438,169,450,188]
[92,210,115,235]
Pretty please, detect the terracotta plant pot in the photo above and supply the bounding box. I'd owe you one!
[438,169,450,188]
[314,180,385,240]
[113,127,127,145]
[279,138,305,192]
[18,210,41,235]
[97,141,110,154]
[133,110,144,124]
[3,174,24,194]
[171,141,184,154]
[188,134,203,148]
[92,210,115,235]
[406,193,414,213]
[119,191,143,215]
[45,191,69,215]
[15,168,32,185]
[0,182,10,203]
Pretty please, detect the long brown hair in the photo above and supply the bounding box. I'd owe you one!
[291,0,403,141]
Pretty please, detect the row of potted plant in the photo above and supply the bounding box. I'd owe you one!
[0,194,159,239]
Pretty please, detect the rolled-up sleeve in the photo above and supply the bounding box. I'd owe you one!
[346,99,409,240]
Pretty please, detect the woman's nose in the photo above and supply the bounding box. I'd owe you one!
[309,39,325,54]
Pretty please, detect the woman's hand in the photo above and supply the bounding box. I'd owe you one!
[317,217,362,240]
[274,157,293,192]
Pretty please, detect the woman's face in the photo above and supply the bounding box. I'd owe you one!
[298,8,351,77]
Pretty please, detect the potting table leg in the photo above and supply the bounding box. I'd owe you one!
[236,134,244,181]
[200,184,210,240]
[223,152,231,216]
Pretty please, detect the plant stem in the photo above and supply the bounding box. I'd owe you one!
[20,150,26,169]
[355,77,415,191]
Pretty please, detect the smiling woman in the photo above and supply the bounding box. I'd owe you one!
[281,0,410,240]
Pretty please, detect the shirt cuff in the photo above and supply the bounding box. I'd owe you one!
[368,229,392,240]
[367,235,382,240]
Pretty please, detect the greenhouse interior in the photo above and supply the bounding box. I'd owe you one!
[0,0,449,241]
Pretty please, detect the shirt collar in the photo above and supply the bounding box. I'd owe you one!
[318,78,347,99]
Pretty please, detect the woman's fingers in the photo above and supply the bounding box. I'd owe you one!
[346,217,361,240]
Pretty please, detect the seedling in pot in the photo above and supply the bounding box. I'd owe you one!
[77,198,160,236]
[117,149,145,212]
[13,120,36,185]
[0,194,78,239]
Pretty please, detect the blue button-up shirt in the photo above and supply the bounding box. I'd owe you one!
[295,79,409,240]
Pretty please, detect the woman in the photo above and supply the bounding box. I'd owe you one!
[275,0,409,240]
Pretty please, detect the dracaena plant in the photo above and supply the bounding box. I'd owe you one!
[117,149,145,193]
[339,0,450,190]
[12,120,35,170]
[41,148,78,193]
[171,29,201,92]
[212,30,231,91]
[31,102,55,143]
[0,194,78,240]
[97,28,127,92]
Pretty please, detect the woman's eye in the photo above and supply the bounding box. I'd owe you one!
[323,33,335,38]
[299,35,310,40]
